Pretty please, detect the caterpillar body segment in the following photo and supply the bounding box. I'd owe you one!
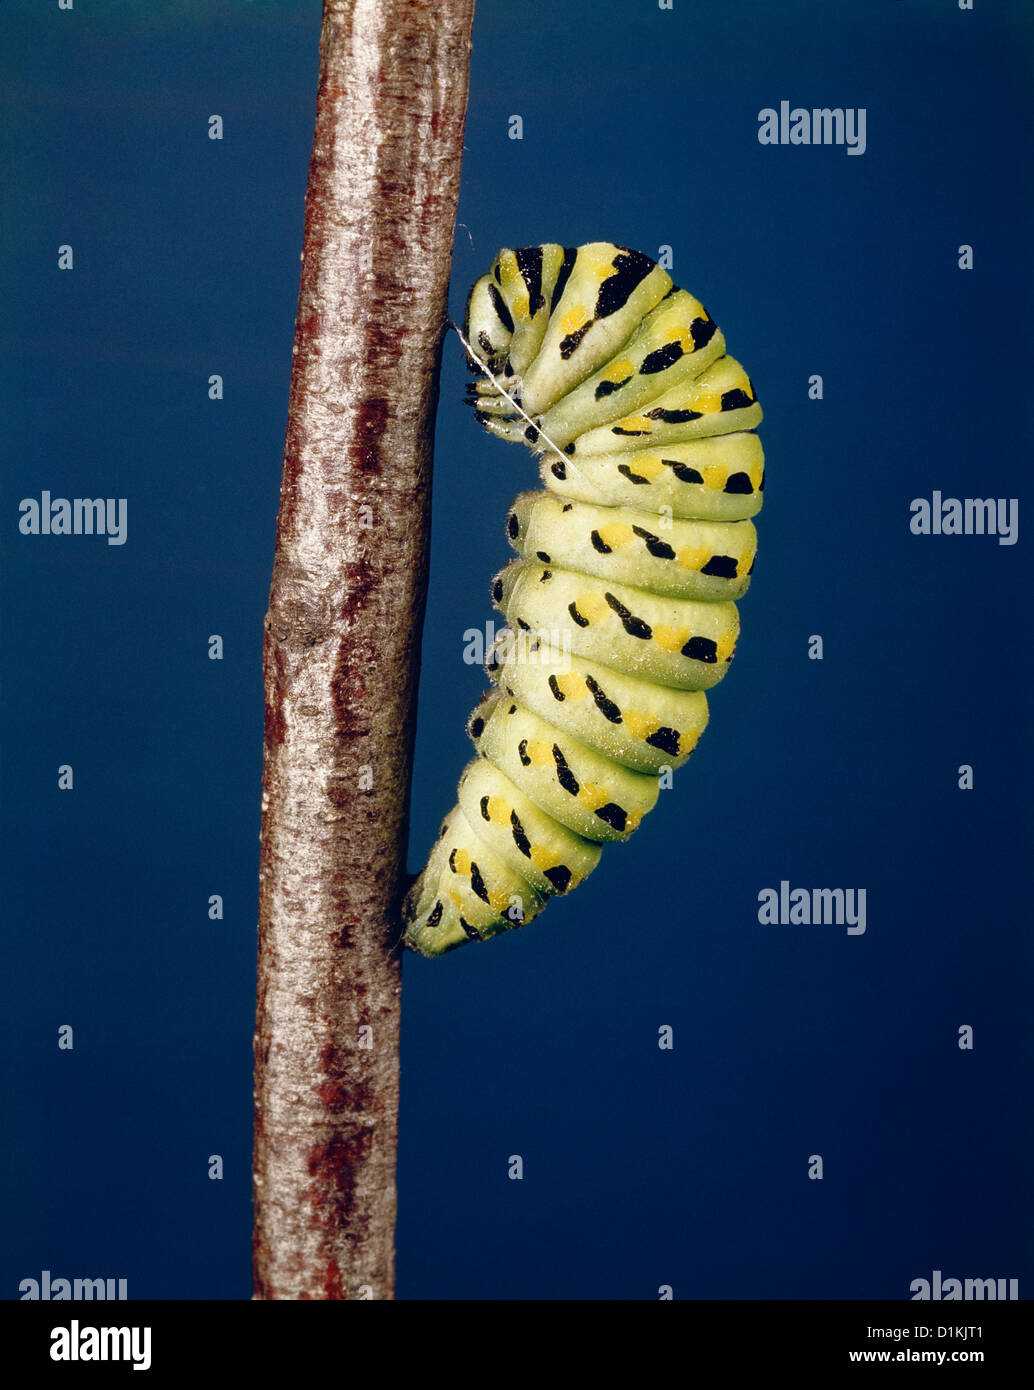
[506,491,757,601]
[470,689,661,844]
[405,242,764,956]
[456,758,603,900]
[540,433,765,522]
[492,561,740,692]
[489,645,709,776]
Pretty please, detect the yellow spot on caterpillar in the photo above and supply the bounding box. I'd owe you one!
[523,737,554,767]
[602,357,633,383]
[583,246,617,279]
[677,545,710,572]
[687,382,722,413]
[595,522,635,550]
[530,845,553,872]
[700,464,726,491]
[451,848,472,875]
[626,454,663,480]
[656,311,700,353]
[739,545,756,573]
[716,631,737,662]
[641,295,703,354]
[551,672,588,700]
[488,888,510,912]
[677,728,701,756]
[617,416,652,435]
[652,625,688,653]
[497,250,531,321]
[484,797,509,827]
[575,591,610,623]
[642,310,676,348]
[561,305,589,336]
[622,710,652,740]
[577,781,610,811]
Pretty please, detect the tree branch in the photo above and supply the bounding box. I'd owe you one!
[253,0,475,1301]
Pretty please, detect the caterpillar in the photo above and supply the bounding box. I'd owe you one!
[404,242,764,956]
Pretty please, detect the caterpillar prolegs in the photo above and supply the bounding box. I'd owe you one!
[404,242,764,956]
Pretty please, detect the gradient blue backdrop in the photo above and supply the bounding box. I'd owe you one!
[2,0,1031,1300]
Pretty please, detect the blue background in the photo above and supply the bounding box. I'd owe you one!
[2,0,1031,1300]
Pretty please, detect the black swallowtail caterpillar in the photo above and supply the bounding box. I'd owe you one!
[404,242,763,956]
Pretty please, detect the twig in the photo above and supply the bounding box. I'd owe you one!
[253,0,476,1301]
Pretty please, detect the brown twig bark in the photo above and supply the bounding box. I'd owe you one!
[253,0,475,1300]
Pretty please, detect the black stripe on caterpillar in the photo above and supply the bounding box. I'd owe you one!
[404,241,764,956]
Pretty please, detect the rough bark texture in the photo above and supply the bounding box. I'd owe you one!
[253,0,475,1301]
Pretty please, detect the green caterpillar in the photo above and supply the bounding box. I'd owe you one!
[404,242,764,956]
